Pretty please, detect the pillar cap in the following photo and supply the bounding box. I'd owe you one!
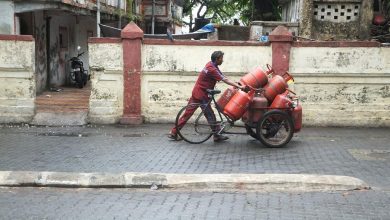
[121,22,144,39]
[269,25,293,42]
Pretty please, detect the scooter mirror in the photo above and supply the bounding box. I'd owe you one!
[77,46,81,51]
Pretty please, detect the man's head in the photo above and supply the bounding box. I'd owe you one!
[211,51,224,65]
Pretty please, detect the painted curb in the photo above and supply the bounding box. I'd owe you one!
[0,171,370,192]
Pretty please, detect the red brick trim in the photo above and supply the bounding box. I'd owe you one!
[292,41,381,47]
[0,34,34,41]
[120,23,143,125]
[143,39,269,46]
[269,26,293,76]
[88,37,122,43]
[121,22,144,39]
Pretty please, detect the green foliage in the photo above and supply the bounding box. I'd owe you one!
[183,0,281,28]
[125,0,143,22]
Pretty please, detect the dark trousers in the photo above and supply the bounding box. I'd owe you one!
[171,96,219,134]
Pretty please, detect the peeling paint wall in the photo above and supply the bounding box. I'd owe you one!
[88,42,123,124]
[290,46,390,127]
[0,39,36,123]
[141,44,273,123]
[34,11,47,94]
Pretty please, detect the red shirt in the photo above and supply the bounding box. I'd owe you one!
[192,61,226,100]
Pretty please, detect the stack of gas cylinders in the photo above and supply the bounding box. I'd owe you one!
[216,66,302,132]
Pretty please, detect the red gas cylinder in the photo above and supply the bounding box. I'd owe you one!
[270,91,293,109]
[292,102,302,132]
[223,90,254,121]
[248,94,268,123]
[373,14,386,25]
[240,67,269,89]
[263,75,288,102]
[216,87,237,110]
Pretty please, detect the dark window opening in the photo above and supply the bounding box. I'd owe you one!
[347,16,351,20]
[327,5,331,8]
[321,8,325,12]
[335,8,338,12]
[315,4,318,8]
[355,5,359,9]
[354,12,358,16]
[321,16,324,20]
[59,27,68,49]
[347,9,352,12]
[314,12,318,15]
[341,5,345,9]
[334,16,338,19]
[341,12,345,16]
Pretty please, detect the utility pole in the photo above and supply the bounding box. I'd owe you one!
[118,0,122,29]
[97,0,101,37]
[151,0,155,34]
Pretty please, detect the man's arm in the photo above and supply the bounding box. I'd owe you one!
[222,78,246,90]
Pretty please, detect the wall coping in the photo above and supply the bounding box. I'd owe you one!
[292,41,381,47]
[88,38,122,43]
[0,35,34,41]
[143,39,269,46]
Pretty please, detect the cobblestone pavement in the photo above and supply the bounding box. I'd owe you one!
[0,124,389,189]
[0,187,389,219]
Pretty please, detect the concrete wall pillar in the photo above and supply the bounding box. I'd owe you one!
[299,0,313,38]
[269,26,293,76]
[120,22,144,124]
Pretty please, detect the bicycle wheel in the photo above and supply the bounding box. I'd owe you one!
[175,103,213,144]
[256,110,294,148]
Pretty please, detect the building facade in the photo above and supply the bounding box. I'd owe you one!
[0,0,126,94]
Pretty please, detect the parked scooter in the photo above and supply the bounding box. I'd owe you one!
[69,46,89,88]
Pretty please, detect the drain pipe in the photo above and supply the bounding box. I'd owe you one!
[151,0,155,34]
[97,0,101,37]
[45,14,51,89]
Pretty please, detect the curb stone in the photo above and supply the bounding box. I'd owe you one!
[0,171,370,192]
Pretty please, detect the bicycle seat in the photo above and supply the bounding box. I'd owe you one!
[206,89,221,95]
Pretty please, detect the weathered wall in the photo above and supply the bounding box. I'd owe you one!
[290,45,390,127]
[141,41,272,123]
[34,11,47,94]
[87,38,389,127]
[218,26,250,41]
[88,39,123,124]
[0,36,36,123]
[300,0,373,40]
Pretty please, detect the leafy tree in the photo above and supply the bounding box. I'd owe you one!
[183,0,281,31]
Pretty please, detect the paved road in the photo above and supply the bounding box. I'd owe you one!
[0,124,389,190]
[0,187,389,220]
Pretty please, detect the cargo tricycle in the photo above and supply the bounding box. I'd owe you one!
[174,64,302,148]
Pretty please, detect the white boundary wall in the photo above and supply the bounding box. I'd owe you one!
[140,44,390,127]
[0,38,35,123]
[141,44,272,123]
[88,42,124,124]
[290,47,390,127]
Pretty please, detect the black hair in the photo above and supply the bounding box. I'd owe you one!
[211,51,224,62]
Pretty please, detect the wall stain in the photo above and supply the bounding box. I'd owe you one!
[379,86,390,98]
[336,52,351,67]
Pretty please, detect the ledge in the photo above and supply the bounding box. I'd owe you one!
[293,41,381,47]
[0,35,34,41]
[88,38,122,44]
[143,39,269,46]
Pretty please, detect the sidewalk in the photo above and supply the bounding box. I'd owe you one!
[0,124,389,191]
